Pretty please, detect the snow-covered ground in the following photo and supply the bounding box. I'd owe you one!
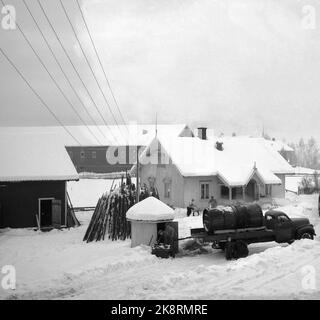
[67,178,120,208]
[67,177,136,208]
[0,194,319,300]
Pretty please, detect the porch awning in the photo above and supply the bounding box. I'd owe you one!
[253,167,282,185]
[218,165,282,187]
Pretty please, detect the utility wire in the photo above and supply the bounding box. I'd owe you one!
[75,0,129,135]
[0,0,99,147]
[59,0,126,144]
[21,0,103,146]
[0,47,81,146]
[37,0,119,145]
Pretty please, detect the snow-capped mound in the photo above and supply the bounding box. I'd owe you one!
[126,197,174,221]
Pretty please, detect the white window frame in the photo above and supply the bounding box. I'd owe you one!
[265,185,272,197]
[200,182,210,200]
[92,151,97,159]
[164,181,171,199]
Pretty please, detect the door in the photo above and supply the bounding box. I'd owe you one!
[275,214,293,243]
[39,199,53,227]
[52,200,62,228]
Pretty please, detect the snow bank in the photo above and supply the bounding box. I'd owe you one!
[0,194,318,300]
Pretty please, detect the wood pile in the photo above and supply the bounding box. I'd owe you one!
[83,176,136,242]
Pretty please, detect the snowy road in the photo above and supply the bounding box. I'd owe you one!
[0,194,319,300]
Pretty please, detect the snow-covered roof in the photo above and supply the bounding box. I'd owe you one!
[265,139,294,152]
[126,197,174,222]
[293,166,320,175]
[137,136,294,186]
[0,124,192,147]
[0,132,79,182]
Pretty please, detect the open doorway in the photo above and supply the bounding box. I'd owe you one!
[39,198,54,228]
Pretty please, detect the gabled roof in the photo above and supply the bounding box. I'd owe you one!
[0,132,79,182]
[0,124,193,147]
[137,136,293,186]
[292,166,320,175]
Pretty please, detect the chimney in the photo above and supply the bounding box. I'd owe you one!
[197,127,207,140]
[216,141,224,151]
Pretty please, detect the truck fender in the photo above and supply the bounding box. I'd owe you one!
[295,224,316,238]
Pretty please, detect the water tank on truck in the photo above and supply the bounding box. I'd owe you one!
[203,203,264,234]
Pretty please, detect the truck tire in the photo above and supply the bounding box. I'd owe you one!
[235,240,249,258]
[219,242,226,251]
[225,242,234,260]
[299,232,314,240]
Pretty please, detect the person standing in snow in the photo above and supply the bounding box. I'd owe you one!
[208,196,217,209]
[187,199,195,217]
[157,224,177,257]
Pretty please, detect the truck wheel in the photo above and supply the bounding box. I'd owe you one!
[225,242,234,260]
[219,242,226,251]
[235,240,248,258]
[300,232,314,240]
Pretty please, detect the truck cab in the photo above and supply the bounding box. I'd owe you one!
[264,210,315,243]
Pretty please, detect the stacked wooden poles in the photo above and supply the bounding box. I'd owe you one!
[83,182,135,243]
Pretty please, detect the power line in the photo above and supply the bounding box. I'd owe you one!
[21,0,103,146]
[0,0,100,147]
[75,0,129,135]
[59,0,127,144]
[37,0,119,145]
[0,46,81,146]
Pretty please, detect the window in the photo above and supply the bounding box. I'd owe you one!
[92,151,97,159]
[164,182,171,198]
[232,187,242,199]
[265,185,272,197]
[80,151,85,159]
[221,185,229,199]
[200,183,209,200]
[277,215,290,223]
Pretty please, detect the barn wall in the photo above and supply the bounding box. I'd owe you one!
[271,174,286,198]
[0,181,66,228]
[66,146,144,173]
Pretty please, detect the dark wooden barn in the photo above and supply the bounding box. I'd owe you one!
[0,133,79,229]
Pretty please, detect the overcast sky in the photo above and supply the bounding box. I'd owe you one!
[0,0,319,142]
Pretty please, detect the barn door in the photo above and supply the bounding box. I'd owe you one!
[52,200,62,228]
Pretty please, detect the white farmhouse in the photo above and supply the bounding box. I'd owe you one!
[134,131,294,209]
